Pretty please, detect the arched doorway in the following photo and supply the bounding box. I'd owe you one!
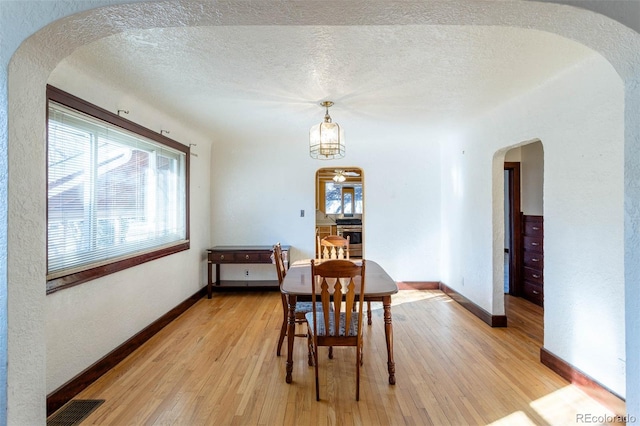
[315,167,364,258]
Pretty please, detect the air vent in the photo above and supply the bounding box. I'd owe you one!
[47,399,105,426]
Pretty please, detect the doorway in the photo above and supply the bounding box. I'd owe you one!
[315,167,364,258]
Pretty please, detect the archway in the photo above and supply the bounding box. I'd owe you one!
[4,1,640,422]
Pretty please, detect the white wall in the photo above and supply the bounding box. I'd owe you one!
[44,63,212,392]
[210,113,442,282]
[521,141,544,215]
[440,53,626,396]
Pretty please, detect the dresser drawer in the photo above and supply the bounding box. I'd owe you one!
[523,266,543,285]
[523,250,544,269]
[523,280,543,306]
[523,220,543,237]
[523,236,543,253]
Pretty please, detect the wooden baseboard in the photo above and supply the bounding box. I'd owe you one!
[540,347,626,415]
[397,281,440,290]
[439,283,508,327]
[46,287,207,417]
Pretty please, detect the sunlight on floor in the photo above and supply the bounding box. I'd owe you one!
[489,385,617,426]
[488,410,538,426]
[389,289,445,307]
[530,385,615,425]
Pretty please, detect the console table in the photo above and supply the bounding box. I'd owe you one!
[207,245,290,298]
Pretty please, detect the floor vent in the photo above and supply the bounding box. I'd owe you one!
[47,399,105,426]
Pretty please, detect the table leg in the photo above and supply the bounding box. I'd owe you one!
[285,295,297,384]
[383,295,396,385]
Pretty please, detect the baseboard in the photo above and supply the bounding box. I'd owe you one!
[540,347,626,415]
[47,286,207,416]
[439,283,508,327]
[397,281,440,290]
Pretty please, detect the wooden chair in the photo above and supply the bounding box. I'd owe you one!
[317,235,350,260]
[274,243,317,364]
[306,259,366,401]
[317,234,372,325]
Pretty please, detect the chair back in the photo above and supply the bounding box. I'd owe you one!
[273,243,287,285]
[317,235,350,260]
[310,259,365,338]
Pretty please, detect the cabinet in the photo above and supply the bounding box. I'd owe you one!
[207,245,290,298]
[316,225,337,240]
[521,215,543,306]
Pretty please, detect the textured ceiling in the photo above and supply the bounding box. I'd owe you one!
[51,14,597,138]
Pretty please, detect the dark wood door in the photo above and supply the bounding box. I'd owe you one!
[504,162,522,296]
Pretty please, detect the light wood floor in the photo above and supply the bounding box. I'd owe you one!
[70,291,623,425]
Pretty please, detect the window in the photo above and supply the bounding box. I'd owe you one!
[46,86,189,293]
[325,182,363,214]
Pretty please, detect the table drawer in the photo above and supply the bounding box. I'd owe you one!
[209,252,236,263]
[235,252,264,262]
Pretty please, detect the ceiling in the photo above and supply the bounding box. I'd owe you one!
[50,14,597,140]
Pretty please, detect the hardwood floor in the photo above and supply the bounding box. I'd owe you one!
[65,291,624,425]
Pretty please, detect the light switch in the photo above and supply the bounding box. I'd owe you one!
[300,209,305,217]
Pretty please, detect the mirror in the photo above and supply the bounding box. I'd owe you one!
[315,167,364,258]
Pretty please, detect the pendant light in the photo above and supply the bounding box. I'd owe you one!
[309,101,345,159]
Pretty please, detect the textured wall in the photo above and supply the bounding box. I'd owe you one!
[521,141,544,216]
[442,52,625,394]
[45,61,212,396]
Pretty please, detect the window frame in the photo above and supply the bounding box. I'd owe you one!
[46,85,190,294]
[324,182,363,215]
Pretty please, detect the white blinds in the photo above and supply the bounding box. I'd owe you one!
[47,102,187,278]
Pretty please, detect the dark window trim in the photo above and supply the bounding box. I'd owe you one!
[46,85,191,294]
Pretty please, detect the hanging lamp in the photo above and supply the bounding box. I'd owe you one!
[309,101,345,159]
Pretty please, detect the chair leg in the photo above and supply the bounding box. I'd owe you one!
[328,346,333,359]
[277,318,287,356]
[367,301,372,325]
[356,345,361,401]
[310,338,320,401]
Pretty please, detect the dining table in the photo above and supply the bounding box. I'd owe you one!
[280,259,399,385]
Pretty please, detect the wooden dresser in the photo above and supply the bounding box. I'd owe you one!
[522,215,543,306]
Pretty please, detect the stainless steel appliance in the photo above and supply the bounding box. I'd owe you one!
[335,218,362,258]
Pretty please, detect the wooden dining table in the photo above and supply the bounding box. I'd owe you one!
[280,259,399,385]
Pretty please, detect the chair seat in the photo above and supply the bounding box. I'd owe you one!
[306,311,360,337]
[295,301,323,315]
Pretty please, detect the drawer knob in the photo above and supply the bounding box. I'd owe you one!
[532,226,540,230]
[220,255,224,260]
[532,258,540,262]
[533,290,540,295]
[245,255,250,260]
[531,242,539,246]
[532,274,541,279]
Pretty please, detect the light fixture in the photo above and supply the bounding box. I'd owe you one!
[333,170,346,182]
[309,101,345,159]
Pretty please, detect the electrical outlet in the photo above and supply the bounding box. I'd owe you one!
[245,270,249,276]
